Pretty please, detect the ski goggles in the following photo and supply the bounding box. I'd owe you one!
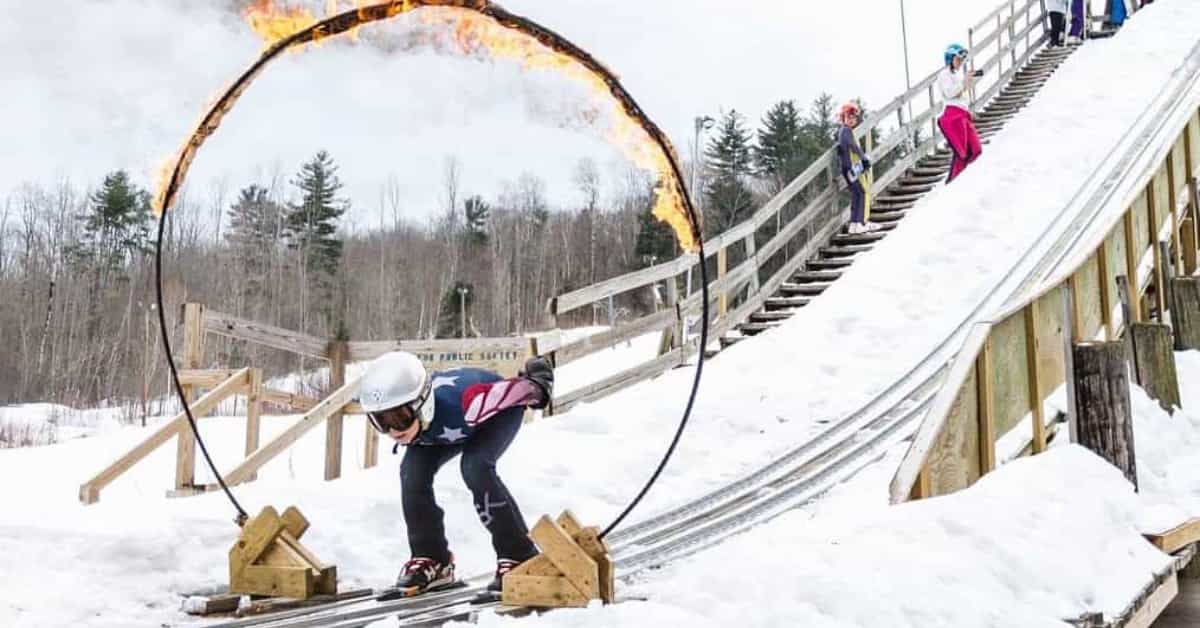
[366,381,432,434]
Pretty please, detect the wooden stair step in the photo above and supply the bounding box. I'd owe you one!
[875,191,923,203]
[718,335,745,349]
[792,270,843,282]
[832,231,886,245]
[893,180,937,193]
[777,283,825,298]
[750,310,795,323]
[766,295,814,309]
[737,322,779,335]
[809,258,853,270]
[821,243,874,256]
[869,210,906,223]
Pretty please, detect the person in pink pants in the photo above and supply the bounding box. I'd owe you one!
[937,44,982,183]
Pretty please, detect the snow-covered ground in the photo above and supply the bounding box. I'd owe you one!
[4,2,1200,627]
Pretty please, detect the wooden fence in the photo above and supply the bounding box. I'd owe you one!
[890,76,1200,502]
[541,0,1051,414]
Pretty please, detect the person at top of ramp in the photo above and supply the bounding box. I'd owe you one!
[836,101,880,235]
[359,351,554,597]
[937,43,983,184]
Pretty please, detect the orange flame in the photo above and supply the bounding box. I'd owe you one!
[243,0,319,48]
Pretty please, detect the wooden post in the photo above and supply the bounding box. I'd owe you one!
[976,339,996,474]
[1062,284,1080,444]
[1123,210,1143,323]
[657,276,681,356]
[176,303,205,491]
[1172,278,1200,350]
[717,247,729,318]
[363,423,379,470]
[1072,341,1138,489]
[1168,154,1183,276]
[325,341,347,482]
[1161,241,1185,351]
[743,234,760,295]
[1185,177,1200,275]
[1023,302,1046,454]
[1148,187,1168,320]
[245,368,263,483]
[1097,243,1115,341]
[1130,323,1182,414]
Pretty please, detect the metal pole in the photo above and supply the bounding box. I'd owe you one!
[900,0,916,147]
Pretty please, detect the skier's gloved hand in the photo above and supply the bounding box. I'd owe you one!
[862,158,872,170]
[519,356,554,409]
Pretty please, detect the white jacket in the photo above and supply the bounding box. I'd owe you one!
[937,66,971,114]
[1046,0,1069,13]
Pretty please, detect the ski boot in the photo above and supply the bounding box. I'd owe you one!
[377,555,461,601]
[471,558,523,604]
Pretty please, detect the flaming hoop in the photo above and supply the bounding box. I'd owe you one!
[152,0,709,539]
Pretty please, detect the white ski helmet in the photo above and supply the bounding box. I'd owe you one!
[360,351,436,428]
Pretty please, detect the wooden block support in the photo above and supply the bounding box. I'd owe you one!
[1073,342,1138,490]
[1129,323,1182,414]
[1145,518,1200,554]
[1173,278,1200,350]
[229,506,335,600]
[503,511,613,608]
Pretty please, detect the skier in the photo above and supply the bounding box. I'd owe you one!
[359,351,555,597]
[1109,0,1128,27]
[836,101,879,234]
[937,44,983,184]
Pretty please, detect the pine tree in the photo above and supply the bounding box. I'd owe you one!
[704,110,755,235]
[226,184,281,298]
[633,203,676,267]
[286,150,347,277]
[463,196,490,246]
[71,170,152,277]
[754,100,805,192]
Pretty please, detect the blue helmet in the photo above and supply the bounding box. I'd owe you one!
[944,43,968,66]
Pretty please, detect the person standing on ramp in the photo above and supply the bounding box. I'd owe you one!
[359,351,554,597]
[937,44,983,184]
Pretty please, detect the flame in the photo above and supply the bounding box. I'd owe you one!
[183,1,698,251]
[243,0,319,48]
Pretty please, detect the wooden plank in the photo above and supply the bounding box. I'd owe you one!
[1146,518,1200,554]
[363,423,379,470]
[1074,342,1138,488]
[177,303,205,491]
[927,367,980,497]
[1125,209,1143,323]
[992,311,1032,439]
[502,575,589,608]
[529,515,600,600]
[555,308,677,367]
[717,247,729,318]
[509,555,560,577]
[79,368,250,504]
[325,341,347,482]
[203,309,329,360]
[280,505,311,539]
[575,527,615,604]
[977,339,997,475]
[345,337,528,376]
[1149,182,1168,319]
[1097,243,1115,340]
[1124,572,1178,628]
[245,368,262,483]
[553,342,696,414]
[179,369,240,388]
[556,511,584,537]
[1131,323,1182,414]
[234,506,287,566]
[1024,301,1046,454]
[224,377,362,487]
[234,565,313,600]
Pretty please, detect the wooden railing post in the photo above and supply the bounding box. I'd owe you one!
[657,275,681,356]
[176,302,205,491]
[1023,301,1046,454]
[1097,243,1115,341]
[976,339,996,474]
[245,368,263,483]
[1185,178,1200,275]
[1147,185,1167,319]
[743,234,760,296]
[1122,210,1142,323]
[717,246,729,318]
[325,341,347,482]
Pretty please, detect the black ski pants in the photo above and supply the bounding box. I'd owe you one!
[399,407,537,565]
[1049,11,1066,46]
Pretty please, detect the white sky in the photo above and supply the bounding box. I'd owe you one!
[1,0,1003,228]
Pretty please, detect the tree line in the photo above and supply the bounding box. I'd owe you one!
[0,93,864,418]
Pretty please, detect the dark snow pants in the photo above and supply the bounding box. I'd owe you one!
[1049,12,1066,46]
[1070,0,1086,37]
[400,407,537,564]
[848,177,866,224]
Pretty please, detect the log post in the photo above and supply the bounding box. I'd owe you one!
[325,341,347,482]
[1172,278,1200,350]
[1073,341,1138,489]
[176,302,205,491]
[1130,323,1181,414]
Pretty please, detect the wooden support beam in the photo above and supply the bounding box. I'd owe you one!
[204,309,330,360]
[325,342,347,482]
[977,339,996,474]
[1073,342,1138,489]
[1097,243,1115,341]
[245,368,263,483]
[79,368,250,504]
[1024,302,1046,454]
[178,369,240,388]
[1147,185,1168,320]
[1145,518,1200,554]
[1124,211,1143,323]
[1130,323,1182,414]
[224,377,362,487]
[177,303,206,491]
[717,247,729,318]
[529,515,600,601]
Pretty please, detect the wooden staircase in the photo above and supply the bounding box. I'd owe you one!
[721,45,1078,348]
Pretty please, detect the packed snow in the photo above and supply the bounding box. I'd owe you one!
[4,2,1200,627]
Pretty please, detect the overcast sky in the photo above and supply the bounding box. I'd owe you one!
[2,0,1003,229]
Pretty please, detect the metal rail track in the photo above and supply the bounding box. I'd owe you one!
[209,35,1200,628]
